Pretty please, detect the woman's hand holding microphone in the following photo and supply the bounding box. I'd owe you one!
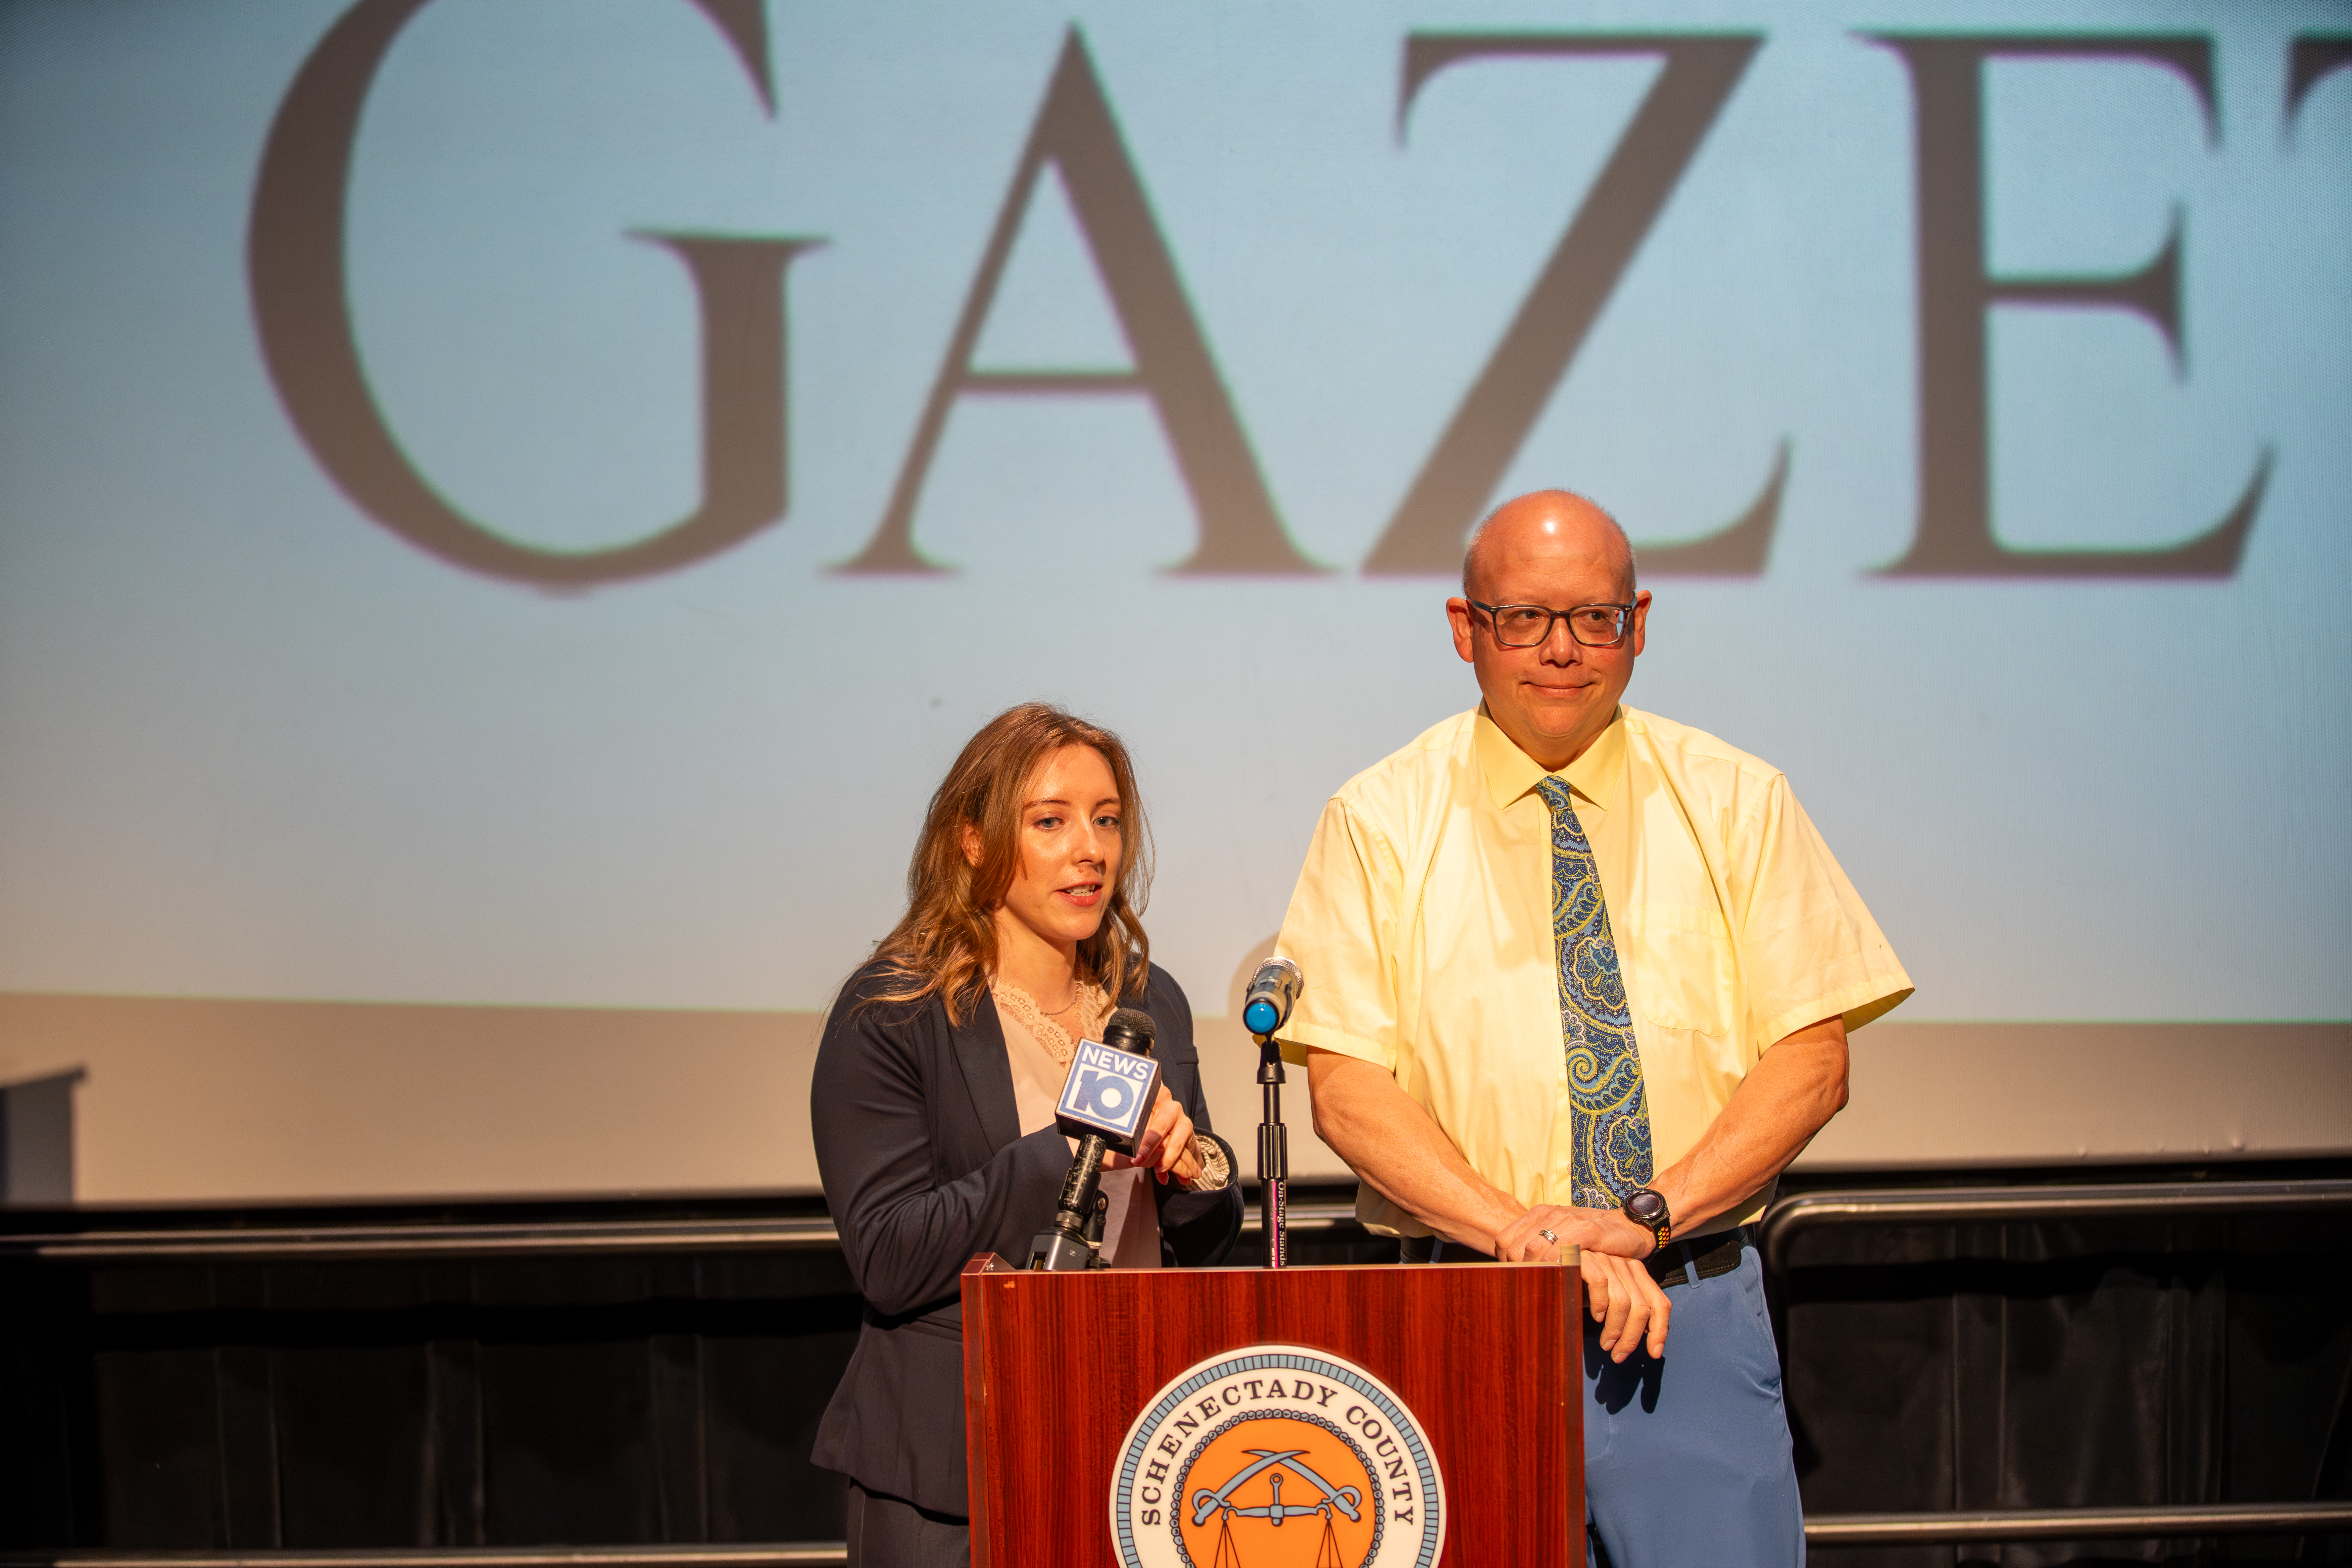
[1102,1086,1203,1185]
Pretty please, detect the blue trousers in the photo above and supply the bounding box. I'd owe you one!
[1583,1242,1805,1568]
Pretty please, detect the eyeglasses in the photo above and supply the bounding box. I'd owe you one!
[1466,599,1636,649]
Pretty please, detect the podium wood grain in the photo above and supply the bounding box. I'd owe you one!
[961,1254,1581,1566]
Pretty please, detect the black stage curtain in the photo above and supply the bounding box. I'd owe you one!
[1780,1202,2352,1566]
[2,1179,2346,1560]
[0,1241,861,1547]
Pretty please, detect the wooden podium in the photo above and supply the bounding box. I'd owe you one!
[961,1252,1583,1566]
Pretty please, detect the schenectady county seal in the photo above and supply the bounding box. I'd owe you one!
[1109,1344,1445,1568]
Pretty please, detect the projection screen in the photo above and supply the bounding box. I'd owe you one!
[1,0,2346,1203]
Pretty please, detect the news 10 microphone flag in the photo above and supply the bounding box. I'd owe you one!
[1059,1042,1164,1158]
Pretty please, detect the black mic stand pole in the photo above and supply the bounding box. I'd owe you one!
[1254,1029,1288,1269]
[1031,1131,1108,1271]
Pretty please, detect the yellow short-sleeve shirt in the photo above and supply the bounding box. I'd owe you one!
[1274,705,1913,1239]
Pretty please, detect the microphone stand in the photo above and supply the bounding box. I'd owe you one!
[1254,1029,1287,1269]
[1031,1131,1109,1272]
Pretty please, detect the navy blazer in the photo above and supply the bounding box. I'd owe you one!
[808,958,1242,1516]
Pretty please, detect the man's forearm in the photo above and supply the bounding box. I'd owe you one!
[1309,1016,1849,1255]
[1305,1049,1520,1252]
[1648,1015,1849,1237]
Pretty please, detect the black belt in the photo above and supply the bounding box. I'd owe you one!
[1402,1224,1752,1287]
[1642,1226,1752,1287]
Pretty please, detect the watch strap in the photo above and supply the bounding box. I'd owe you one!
[1622,1187,1673,1250]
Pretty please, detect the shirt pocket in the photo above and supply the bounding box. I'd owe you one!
[1616,906,1736,1037]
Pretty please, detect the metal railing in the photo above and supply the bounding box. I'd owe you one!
[1803,1500,2352,1545]
[0,1199,1358,1265]
[0,1216,844,1264]
[5,1503,2351,1567]
[1760,1176,2352,1276]
[0,1553,848,1568]
[1769,1176,2352,1548]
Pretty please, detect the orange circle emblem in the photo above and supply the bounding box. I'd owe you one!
[1175,1409,1381,1567]
[1111,1345,1444,1568]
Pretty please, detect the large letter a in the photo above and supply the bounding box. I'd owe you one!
[841,29,1319,575]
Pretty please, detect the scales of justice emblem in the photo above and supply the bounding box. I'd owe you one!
[1110,1346,1445,1568]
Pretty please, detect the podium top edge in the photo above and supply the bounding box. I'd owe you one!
[961,1252,1579,1275]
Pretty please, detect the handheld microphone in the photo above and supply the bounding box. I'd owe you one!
[1053,1011,1164,1155]
[1241,956,1305,1036]
[1031,1008,1159,1271]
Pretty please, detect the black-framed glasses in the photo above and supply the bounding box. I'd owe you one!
[1467,598,1636,648]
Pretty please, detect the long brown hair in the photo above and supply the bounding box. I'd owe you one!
[866,703,1152,1023]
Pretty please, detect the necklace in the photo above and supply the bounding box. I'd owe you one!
[1042,985,1083,1016]
[993,979,1092,1066]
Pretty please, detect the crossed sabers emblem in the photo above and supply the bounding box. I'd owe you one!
[1190,1449,1365,1527]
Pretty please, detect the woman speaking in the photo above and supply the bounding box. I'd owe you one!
[810,703,1242,1567]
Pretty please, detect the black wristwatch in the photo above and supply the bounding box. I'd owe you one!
[1622,1187,1672,1253]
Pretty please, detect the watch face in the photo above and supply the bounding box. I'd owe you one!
[1625,1190,1667,1226]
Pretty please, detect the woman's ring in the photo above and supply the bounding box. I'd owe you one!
[1537,1227,1559,1245]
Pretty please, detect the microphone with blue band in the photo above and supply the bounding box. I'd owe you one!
[1242,955,1304,1036]
[1030,1007,1159,1272]
[1241,957,1304,1269]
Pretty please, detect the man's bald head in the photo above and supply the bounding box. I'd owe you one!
[1447,488,1650,771]
[1462,490,1637,602]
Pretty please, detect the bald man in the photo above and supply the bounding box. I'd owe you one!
[1272,490,1912,1568]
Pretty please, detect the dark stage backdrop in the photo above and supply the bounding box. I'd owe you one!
[0,0,2347,1202]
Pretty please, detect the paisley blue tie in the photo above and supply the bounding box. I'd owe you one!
[1534,776,1653,1209]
